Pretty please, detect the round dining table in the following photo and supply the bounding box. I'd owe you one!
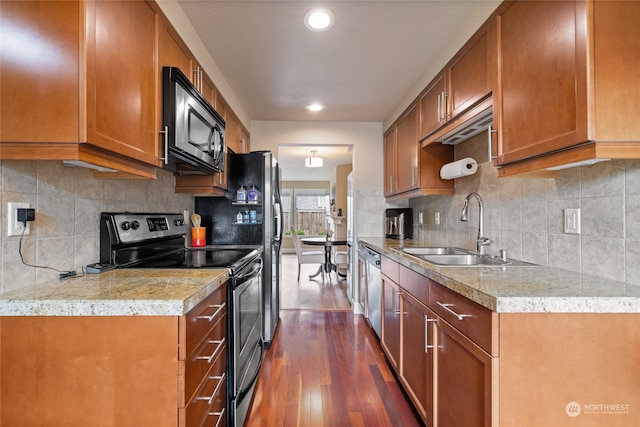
[300,236,348,279]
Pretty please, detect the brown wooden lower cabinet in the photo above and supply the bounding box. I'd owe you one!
[399,291,434,425]
[0,283,227,427]
[381,273,401,371]
[378,256,640,427]
[434,314,494,427]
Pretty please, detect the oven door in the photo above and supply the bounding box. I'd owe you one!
[230,256,264,427]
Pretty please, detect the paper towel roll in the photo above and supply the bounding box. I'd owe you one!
[440,157,478,180]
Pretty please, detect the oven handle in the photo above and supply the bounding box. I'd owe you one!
[235,257,263,282]
[237,337,265,402]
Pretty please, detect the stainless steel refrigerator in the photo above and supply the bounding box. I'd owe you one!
[195,151,283,346]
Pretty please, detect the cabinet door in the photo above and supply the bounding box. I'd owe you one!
[495,0,586,165]
[226,111,240,154]
[434,317,493,427]
[395,103,419,193]
[447,24,490,119]
[86,0,159,166]
[418,72,446,140]
[383,128,397,196]
[239,125,250,154]
[0,1,81,142]
[381,275,401,370]
[197,65,217,107]
[158,15,193,83]
[400,293,434,425]
[215,91,228,121]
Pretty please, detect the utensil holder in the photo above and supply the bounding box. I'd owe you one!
[191,227,206,247]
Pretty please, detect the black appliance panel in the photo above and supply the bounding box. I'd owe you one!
[195,152,265,246]
[163,66,225,174]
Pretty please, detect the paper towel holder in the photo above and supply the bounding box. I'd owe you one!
[440,157,478,180]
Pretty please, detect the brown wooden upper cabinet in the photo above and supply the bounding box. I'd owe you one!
[419,23,492,143]
[163,11,250,195]
[385,102,454,200]
[494,0,640,175]
[395,104,419,195]
[0,0,160,178]
[158,15,219,121]
[383,127,397,197]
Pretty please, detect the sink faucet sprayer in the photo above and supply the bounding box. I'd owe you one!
[460,192,492,255]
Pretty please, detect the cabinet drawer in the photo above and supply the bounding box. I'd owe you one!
[182,313,227,406]
[428,281,496,355]
[179,346,227,427]
[180,284,227,360]
[399,265,428,305]
[381,255,399,283]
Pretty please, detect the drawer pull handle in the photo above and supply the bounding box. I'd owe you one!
[197,303,226,322]
[437,302,472,321]
[208,407,226,427]
[196,338,226,364]
[195,373,226,406]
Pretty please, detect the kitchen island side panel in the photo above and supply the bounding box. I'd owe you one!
[1,316,179,427]
[498,313,640,427]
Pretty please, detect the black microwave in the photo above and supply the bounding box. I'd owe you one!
[162,66,225,174]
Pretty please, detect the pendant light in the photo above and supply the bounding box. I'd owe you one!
[305,150,323,168]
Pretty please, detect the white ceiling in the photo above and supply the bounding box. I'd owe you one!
[277,144,353,181]
[177,0,499,179]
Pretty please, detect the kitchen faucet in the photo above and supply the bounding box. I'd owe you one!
[460,192,492,255]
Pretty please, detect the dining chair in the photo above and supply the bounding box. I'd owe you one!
[290,226,325,281]
[334,249,348,278]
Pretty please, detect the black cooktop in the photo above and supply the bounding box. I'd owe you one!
[131,247,260,275]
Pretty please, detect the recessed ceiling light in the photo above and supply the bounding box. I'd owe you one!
[307,103,323,112]
[304,8,334,32]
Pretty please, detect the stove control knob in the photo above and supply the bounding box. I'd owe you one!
[121,221,131,231]
[174,219,184,226]
[131,220,140,230]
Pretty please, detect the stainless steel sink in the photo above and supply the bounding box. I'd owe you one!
[399,247,470,256]
[422,254,536,267]
[396,247,536,267]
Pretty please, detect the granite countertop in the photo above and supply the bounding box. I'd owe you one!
[0,269,228,316]
[359,238,640,314]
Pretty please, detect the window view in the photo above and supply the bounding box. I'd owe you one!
[282,187,329,236]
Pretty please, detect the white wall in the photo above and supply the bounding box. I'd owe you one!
[250,121,409,240]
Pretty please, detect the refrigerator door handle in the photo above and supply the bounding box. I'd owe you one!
[273,202,282,242]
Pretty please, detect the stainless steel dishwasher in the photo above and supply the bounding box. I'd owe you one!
[359,243,382,338]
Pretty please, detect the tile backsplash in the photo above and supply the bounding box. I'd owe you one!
[410,132,640,286]
[0,160,193,292]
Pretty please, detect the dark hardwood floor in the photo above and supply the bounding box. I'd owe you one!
[244,255,422,426]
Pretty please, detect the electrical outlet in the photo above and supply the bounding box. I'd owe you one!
[434,212,440,225]
[418,212,424,224]
[564,208,581,234]
[7,202,31,236]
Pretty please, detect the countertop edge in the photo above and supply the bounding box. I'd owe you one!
[359,238,640,314]
[0,269,229,316]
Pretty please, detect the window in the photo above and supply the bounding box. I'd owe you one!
[282,186,329,236]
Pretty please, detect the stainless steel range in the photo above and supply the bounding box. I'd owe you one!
[99,212,264,427]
